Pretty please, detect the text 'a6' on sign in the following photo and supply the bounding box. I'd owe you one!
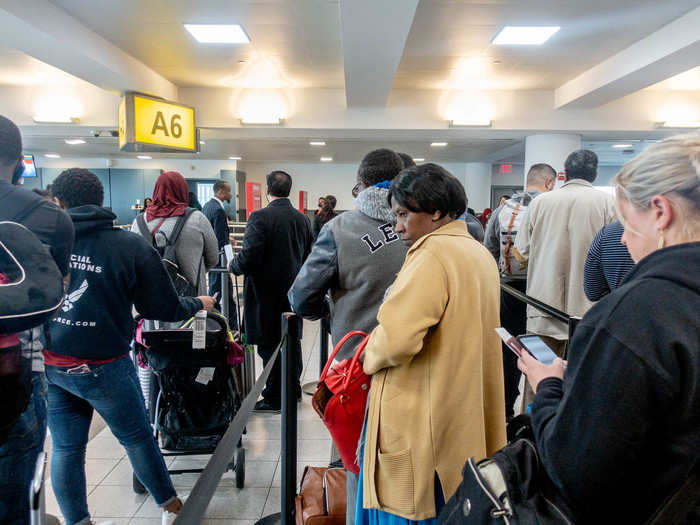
[118,93,198,153]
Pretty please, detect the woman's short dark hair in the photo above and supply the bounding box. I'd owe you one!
[357,149,403,186]
[324,195,337,209]
[51,168,104,209]
[388,163,467,219]
[267,170,292,197]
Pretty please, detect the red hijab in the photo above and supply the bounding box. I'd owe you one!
[146,171,189,221]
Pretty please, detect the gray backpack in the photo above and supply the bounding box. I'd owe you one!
[136,208,198,297]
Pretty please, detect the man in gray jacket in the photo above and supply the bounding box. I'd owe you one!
[288,148,408,525]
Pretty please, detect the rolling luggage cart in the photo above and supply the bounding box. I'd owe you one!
[132,312,246,493]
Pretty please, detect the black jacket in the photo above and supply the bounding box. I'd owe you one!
[50,205,202,360]
[230,198,312,345]
[532,242,700,524]
[312,210,337,240]
[203,198,229,249]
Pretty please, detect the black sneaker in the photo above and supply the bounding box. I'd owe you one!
[254,400,281,413]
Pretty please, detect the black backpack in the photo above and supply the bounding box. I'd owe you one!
[0,190,65,441]
[136,208,199,297]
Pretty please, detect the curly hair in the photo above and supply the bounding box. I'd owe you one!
[357,149,404,186]
[51,168,104,209]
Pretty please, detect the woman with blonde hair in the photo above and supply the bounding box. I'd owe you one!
[518,133,700,524]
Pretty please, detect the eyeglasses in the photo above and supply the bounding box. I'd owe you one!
[352,183,361,198]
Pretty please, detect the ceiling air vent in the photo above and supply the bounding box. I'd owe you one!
[622,149,635,155]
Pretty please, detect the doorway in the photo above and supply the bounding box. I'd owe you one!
[490,185,522,209]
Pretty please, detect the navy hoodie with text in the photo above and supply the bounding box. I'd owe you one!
[50,205,202,360]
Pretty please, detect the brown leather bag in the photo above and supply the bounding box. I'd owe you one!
[295,466,347,525]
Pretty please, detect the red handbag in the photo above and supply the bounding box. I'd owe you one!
[312,331,371,475]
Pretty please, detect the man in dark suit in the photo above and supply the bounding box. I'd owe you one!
[202,180,238,328]
[230,171,312,412]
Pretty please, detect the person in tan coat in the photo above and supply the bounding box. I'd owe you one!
[357,164,507,524]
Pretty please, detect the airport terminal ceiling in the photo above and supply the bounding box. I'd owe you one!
[0,1,698,165]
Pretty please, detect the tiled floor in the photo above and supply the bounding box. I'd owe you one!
[44,320,332,524]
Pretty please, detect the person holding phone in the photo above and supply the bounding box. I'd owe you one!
[517,134,700,524]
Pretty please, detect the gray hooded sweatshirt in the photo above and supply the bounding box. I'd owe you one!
[288,186,408,359]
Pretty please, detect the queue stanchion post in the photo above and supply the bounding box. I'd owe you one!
[301,316,330,396]
[220,260,231,324]
[281,313,300,525]
[255,312,301,525]
[319,317,329,377]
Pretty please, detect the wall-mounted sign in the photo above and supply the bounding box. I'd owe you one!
[118,93,198,153]
[246,182,262,219]
[298,190,308,213]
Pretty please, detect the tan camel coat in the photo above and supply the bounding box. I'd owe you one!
[362,220,507,520]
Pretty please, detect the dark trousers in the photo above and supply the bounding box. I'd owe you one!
[0,373,47,525]
[208,271,239,331]
[258,340,303,407]
[501,279,528,418]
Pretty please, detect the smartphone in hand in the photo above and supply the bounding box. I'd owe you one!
[516,335,558,366]
[495,329,559,366]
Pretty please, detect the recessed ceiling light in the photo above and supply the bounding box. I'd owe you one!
[229,156,242,160]
[655,121,700,128]
[492,26,560,46]
[430,142,448,147]
[45,154,61,158]
[33,116,80,124]
[449,119,493,127]
[64,139,86,145]
[309,141,326,146]
[137,155,152,160]
[184,24,250,44]
[612,144,633,149]
[320,157,333,162]
[413,158,425,162]
[200,140,206,145]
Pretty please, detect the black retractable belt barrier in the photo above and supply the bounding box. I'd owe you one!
[173,332,286,525]
[256,312,302,525]
[500,283,582,359]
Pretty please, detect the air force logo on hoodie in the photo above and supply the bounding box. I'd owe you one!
[62,279,88,312]
[55,278,97,327]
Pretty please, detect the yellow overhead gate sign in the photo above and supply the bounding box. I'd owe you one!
[118,93,198,153]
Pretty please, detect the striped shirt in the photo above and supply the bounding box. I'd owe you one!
[584,220,635,301]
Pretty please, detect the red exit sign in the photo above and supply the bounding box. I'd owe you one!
[499,164,512,174]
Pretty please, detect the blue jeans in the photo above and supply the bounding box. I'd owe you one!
[0,372,48,525]
[46,356,176,525]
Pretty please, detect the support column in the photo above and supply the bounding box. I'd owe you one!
[464,162,492,212]
[524,134,581,188]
